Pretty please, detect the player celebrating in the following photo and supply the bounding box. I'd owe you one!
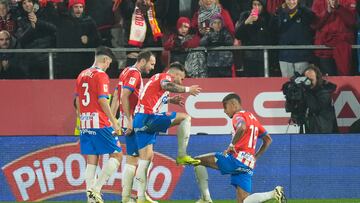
[133,62,202,203]
[110,50,157,203]
[75,46,122,203]
[193,93,287,203]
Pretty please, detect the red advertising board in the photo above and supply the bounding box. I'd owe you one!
[0,77,359,135]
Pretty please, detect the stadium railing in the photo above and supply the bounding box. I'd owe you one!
[1,45,360,79]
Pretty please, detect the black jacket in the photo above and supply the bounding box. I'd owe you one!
[15,7,56,49]
[304,81,338,133]
[271,6,314,62]
[236,10,273,61]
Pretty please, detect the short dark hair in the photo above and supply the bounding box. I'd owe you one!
[169,61,185,72]
[222,93,241,105]
[96,46,116,60]
[137,50,155,62]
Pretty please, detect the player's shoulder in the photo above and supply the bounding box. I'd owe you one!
[159,72,172,81]
[94,69,109,80]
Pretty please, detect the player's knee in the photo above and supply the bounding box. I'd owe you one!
[110,152,123,162]
[177,112,191,122]
[126,155,138,165]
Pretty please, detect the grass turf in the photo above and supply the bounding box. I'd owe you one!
[1,200,360,203]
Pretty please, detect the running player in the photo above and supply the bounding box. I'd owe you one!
[133,62,202,203]
[193,93,287,203]
[110,50,157,203]
[75,46,121,203]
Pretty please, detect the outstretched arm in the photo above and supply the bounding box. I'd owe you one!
[161,80,201,96]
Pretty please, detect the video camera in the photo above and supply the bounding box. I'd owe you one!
[282,73,312,125]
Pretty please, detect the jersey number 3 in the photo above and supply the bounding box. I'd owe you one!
[82,83,90,106]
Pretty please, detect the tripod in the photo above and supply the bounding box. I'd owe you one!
[286,118,306,134]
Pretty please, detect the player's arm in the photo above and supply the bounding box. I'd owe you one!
[120,88,134,135]
[110,88,119,116]
[99,97,121,134]
[160,80,201,96]
[255,134,272,160]
[226,120,247,154]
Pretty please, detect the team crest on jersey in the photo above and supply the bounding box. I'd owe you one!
[103,84,108,92]
[129,77,136,85]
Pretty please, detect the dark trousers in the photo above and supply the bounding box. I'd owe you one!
[243,59,265,77]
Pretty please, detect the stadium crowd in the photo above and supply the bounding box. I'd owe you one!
[0,0,358,79]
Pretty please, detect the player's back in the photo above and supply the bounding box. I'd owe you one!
[136,73,172,114]
[118,67,143,115]
[231,111,268,168]
[76,67,111,129]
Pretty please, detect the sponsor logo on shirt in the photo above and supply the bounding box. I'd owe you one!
[129,77,136,86]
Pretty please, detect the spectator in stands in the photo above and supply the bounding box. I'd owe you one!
[163,17,198,64]
[191,0,235,37]
[200,14,234,77]
[0,0,16,35]
[303,64,338,133]
[271,0,314,77]
[54,0,101,78]
[235,0,274,77]
[312,0,356,76]
[119,0,167,75]
[0,30,25,79]
[14,0,57,79]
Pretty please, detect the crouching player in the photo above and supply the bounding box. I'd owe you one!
[193,93,287,203]
[133,62,202,203]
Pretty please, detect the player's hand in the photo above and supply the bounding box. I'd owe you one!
[224,144,235,155]
[113,123,122,135]
[125,118,133,136]
[170,95,184,106]
[189,85,201,96]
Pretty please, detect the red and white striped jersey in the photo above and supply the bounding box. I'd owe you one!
[135,73,172,114]
[117,66,143,127]
[75,67,111,129]
[230,111,268,169]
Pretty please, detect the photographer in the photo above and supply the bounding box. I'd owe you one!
[303,65,338,133]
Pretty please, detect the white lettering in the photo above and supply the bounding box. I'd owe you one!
[42,157,64,191]
[33,160,47,193]
[334,91,360,127]
[147,166,171,199]
[253,92,289,118]
[186,92,232,134]
[13,166,35,201]
[65,154,85,186]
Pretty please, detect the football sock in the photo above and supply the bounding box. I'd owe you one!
[93,157,120,193]
[135,159,150,201]
[177,116,191,157]
[194,165,211,201]
[243,190,274,203]
[85,164,97,190]
[122,163,136,201]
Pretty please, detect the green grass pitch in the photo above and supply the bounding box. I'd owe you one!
[1,200,360,203]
